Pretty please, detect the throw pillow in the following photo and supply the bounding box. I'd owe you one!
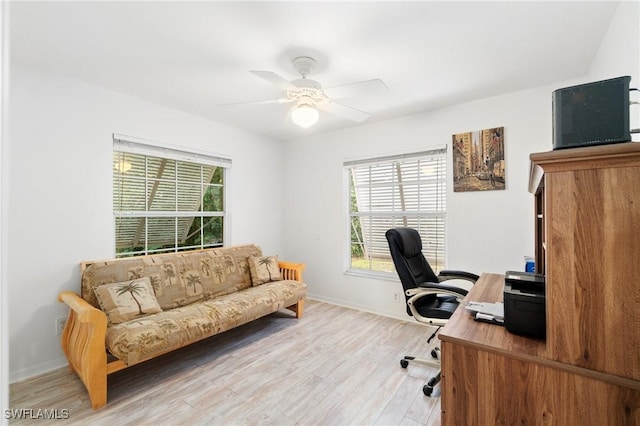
[248,255,281,286]
[94,277,162,324]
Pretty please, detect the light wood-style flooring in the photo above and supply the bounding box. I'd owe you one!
[10,300,442,425]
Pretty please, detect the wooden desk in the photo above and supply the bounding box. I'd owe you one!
[438,273,640,425]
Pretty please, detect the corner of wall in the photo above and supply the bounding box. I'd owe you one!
[1,0,10,418]
[587,1,640,141]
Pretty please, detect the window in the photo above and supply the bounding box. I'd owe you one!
[113,135,231,257]
[346,147,447,276]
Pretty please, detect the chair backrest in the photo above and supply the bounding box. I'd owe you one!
[386,227,439,316]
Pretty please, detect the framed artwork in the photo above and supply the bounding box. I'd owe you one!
[452,126,505,192]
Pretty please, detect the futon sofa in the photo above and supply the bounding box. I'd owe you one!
[58,244,307,409]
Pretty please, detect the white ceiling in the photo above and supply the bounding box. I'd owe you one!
[9,1,620,141]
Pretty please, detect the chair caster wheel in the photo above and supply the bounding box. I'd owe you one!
[400,359,409,368]
[423,385,433,396]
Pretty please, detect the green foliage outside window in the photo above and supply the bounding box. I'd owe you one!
[350,175,364,258]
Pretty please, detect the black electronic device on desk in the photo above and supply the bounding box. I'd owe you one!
[503,271,546,339]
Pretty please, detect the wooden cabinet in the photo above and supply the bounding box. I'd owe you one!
[440,143,640,425]
[530,143,640,380]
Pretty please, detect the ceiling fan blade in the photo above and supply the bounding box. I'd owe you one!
[250,70,297,91]
[323,79,388,100]
[324,101,371,123]
[219,97,294,107]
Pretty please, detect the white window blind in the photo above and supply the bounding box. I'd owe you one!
[113,134,232,168]
[346,147,447,275]
[113,134,230,257]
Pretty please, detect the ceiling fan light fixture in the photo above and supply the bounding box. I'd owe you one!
[232,55,386,129]
[291,103,319,128]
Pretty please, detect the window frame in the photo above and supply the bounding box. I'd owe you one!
[344,146,447,279]
[112,134,231,258]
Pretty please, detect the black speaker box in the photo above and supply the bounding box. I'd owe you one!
[552,76,631,150]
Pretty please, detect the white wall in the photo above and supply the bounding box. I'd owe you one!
[7,64,287,382]
[589,1,640,83]
[1,0,10,418]
[283,86,552,320]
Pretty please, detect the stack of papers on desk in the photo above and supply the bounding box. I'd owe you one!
[464,301,504,324]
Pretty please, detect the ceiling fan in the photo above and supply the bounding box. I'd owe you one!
[223,56,388,128]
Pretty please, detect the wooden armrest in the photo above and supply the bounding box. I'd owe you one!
[58,291,108,409]
[58,291,107,323]
[278,261,306,282]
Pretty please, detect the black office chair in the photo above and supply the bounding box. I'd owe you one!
[385,227,479,396]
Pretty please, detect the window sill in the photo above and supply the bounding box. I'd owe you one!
[344,269,399,283]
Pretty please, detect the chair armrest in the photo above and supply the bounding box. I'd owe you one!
[405,285,466,327]
[438,270,479,283]
[409,281,469,297]
[278,261,306,282]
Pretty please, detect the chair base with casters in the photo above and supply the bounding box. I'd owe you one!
[400,349,441,396]
[399,323,444,396]
[385,227,479,397]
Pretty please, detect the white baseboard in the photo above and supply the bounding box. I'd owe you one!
[307,293,413,324]
[10,357,67,384]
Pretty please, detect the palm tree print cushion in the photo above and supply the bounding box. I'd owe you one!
[248,255,282,286]
[82,245,263,310]
[94,277,162,324]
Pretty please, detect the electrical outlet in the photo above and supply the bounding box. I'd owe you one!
[393,291,401,303]
[55,316,67,335]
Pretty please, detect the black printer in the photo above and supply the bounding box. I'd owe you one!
[503,271,546,339]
